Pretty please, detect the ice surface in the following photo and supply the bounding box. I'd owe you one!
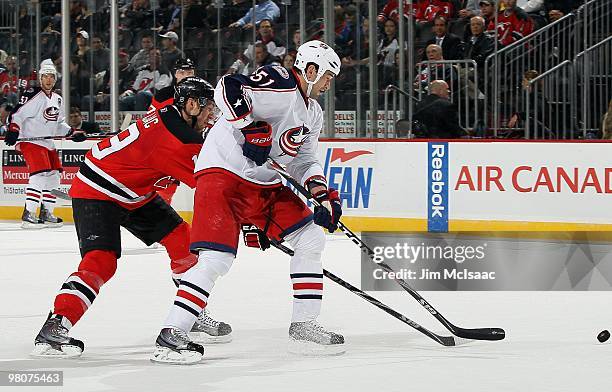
[0,221,611,392]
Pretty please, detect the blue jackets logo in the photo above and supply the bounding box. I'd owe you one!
[428,142,449,232]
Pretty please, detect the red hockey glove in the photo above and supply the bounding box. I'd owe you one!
[241,121,272,166]
[241,223,271,251]
[5,123,20,146]
[312,188,342,233]
[68,128,87,142]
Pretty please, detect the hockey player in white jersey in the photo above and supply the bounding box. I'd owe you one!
[5,60,87,228]
[152,41,344,364]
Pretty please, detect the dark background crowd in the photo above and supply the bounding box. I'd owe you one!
[1,0,607,138]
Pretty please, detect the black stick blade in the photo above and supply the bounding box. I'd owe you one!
[452,327,506,341]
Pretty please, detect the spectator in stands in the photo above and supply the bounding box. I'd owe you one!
[457,1,482,19]
[507,69,551,135]
[253,19,285,58]
[120,0,154,31]
[69,56,91,109]
[40,30,61,61]
[227,19,286,74]
[414,44,458,93]
[82,50,135,111]
[520,0,578,16]
[119,49,171,111]
[478,0,495,27]
[181,0,208,29]
[0,55,19,104]
[282,51,296,71]
[342,18,400,76]
[159,31,184,73]
[74,30,90,60]
[289,29,302,53]
[378,0,412,23]
[421,16,464,61]
[228,0,280,30]
[547,7,565,23]
[70,1,91,33]
[336,4,369,60]
[414,79,466,138]
[464,16,494,85]
[68,106,102,135]
[86,35,111,74]
[415,0,455,25]
[129,33,156,71]
[487,0,534,47]
[227,42,280,75]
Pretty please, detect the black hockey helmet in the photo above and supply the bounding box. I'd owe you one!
[174,76,214,110]
[173,57,195,73]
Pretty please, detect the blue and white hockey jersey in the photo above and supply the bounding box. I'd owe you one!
[194,64,326,187]
[8,87,71,150]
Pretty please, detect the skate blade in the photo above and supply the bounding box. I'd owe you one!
[288,338,346,356]
[150,346,203,365]
[43,222,64,228]
[30,343,82,358]
[21,222,45,230]
[189,331,233,344]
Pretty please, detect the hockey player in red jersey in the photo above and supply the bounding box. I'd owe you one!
[148,57,196,205]
[4,60,87,229]
[31,77,229,359]
[152,41,345,365]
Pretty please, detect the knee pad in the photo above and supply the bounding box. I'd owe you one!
[192,249,234,281]
[286,222,326,256]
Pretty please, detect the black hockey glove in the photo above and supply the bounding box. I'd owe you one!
[4,123,20,146]
[241,121,272,166]
[68,128,87,142]
[241,223,271,251]
[312,188,342,233]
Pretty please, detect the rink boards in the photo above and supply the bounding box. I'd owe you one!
[1,138,612,232]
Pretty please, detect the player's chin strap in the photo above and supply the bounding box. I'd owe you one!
[300,69,320,97]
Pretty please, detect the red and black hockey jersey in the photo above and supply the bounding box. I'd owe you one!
[69,105,203,209]
[378,1,415,22]
[415,0,454,23]
[149,84,175,112]
[487,8,534,47]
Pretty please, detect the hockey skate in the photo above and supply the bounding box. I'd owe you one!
[21,208,45,230]
[189,309,233,344]
[39,206,63,228]
[288,320,345,356]
[151,327,204,365]
[31,314,84,358]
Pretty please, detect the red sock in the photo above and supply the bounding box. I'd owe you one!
[160,221,197,274]
[54,250,117,326]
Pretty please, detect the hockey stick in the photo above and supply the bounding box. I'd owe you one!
[268,240,470,346]
[50,189,71,201]
[267,158,505,342]
[13,113,133,142]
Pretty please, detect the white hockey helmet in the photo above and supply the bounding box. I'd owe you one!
[294,40,341,97]
[38,59,57,81]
